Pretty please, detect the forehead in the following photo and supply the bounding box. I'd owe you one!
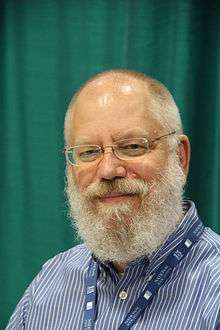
[68,76,163,143]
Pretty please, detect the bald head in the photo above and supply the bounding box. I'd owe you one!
[64,70,182,144]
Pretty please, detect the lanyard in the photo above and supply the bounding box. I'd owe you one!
[83,219,204,330]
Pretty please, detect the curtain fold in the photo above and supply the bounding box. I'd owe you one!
[1,1,220,328]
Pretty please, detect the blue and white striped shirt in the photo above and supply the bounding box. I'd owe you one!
[6,201,220,329]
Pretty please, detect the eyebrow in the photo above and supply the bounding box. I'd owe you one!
[72,134,95,145]
[73,128,152,145]
[113,128,151,141]
[73,139,95,146]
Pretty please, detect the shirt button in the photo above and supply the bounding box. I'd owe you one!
[119,291,128,300]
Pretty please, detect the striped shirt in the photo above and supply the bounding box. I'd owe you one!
[6,200,220,329]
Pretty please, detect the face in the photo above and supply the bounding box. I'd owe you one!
[69,78,171,196]
[66,76,188,263]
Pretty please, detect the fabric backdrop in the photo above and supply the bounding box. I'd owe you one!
[1,1,220,328]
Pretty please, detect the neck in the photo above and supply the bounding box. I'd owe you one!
[112,261,128,273]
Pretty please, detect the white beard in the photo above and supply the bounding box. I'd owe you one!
[66,154,185,263]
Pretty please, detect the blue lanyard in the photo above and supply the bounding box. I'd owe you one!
[83,219,204,330]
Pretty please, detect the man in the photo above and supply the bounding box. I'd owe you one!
[7,70,220,329]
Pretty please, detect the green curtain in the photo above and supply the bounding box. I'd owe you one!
[1,1,220,328]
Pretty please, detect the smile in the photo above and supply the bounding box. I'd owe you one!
[99,193,136,204]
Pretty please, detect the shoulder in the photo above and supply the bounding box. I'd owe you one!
[180,226,220,292]
[29,244,91,292]
[39,243,91,276]
[29,244,92,303]
[6,244,91,329]
[193,227,220,287]
[197,229,220,327]
[202,227,220,253]
[30,243,91,293]
[201,227,220,273]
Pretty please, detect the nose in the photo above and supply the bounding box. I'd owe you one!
[96,148,126,181]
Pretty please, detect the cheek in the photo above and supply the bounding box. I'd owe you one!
[70,166,95,190]
[127,156,167,181]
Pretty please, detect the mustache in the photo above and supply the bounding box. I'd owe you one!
[81,178,149,200]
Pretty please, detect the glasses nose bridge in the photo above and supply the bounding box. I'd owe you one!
[101,144,118,158]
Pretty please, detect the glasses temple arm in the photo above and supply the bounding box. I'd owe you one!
[150,130,176,143]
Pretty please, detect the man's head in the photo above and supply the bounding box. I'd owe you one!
[64,70,190,264]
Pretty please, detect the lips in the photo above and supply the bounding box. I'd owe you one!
[98,192,136,203]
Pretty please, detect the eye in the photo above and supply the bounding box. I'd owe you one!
[117,141,148,157]
[76,146,101,162]
[79,149,99,158]
[123,143,144,150]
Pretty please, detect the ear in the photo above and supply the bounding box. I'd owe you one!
[177,134,190,177]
